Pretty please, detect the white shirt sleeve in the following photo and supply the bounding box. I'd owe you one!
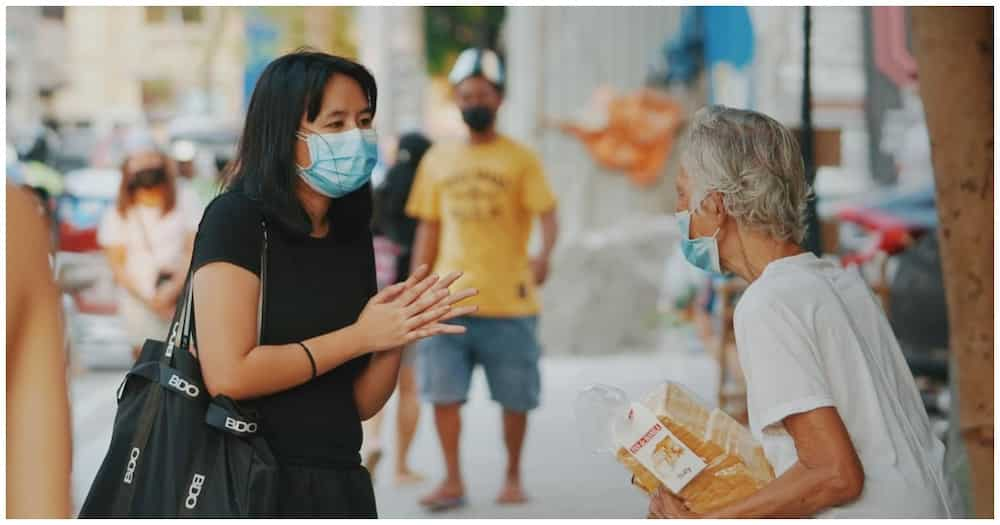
[735,294,835,433]
[97,207,126,248]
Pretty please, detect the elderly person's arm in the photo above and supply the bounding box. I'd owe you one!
[649,406,864,518]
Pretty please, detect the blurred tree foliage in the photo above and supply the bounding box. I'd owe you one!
[424,6,506,76]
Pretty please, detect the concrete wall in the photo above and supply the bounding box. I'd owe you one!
[501,7,873,244]
[500,7,685,355]
[498,7,873,355]
[357,6,428,139]
[502,7,684,242]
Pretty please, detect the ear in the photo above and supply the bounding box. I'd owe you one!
[703,192,727,228]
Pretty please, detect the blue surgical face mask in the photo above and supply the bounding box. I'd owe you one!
[675,209,724,275]
[296,128,379,198]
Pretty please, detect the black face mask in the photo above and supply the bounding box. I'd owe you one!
[461,106,496,133]
[129,168,167,190]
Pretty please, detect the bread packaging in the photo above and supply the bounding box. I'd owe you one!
[613,383,774,513]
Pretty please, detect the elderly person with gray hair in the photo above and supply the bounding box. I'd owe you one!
[648,106,952,518]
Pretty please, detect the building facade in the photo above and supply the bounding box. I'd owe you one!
[51,6,245,130]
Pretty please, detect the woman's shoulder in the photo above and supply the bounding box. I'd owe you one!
[200,190,263,230]
[192,190,266,274]
[196,190,268,249]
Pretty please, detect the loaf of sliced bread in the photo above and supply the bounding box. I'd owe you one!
[616,383,774,514]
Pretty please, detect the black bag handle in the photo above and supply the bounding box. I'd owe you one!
[165,218,269,364]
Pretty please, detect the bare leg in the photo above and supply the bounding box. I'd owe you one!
[420,403,465,507]
[394,363,424,484]
[497,409,529,504]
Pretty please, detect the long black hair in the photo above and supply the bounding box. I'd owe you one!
[375,132,432,249]
[225,49,378,240]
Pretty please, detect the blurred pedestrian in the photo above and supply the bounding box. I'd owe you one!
[98,134,199,360]
[6,184,73,518]
[407,48,559,510]
[189,49,477,517]
[362,132,434,485]
[170,139,218,212]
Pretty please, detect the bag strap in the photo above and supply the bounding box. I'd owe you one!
[114,382,163,515]
[256,219,268,342]
[164,218,269,364]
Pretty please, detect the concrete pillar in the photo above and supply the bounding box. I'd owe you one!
[357,6,427,138]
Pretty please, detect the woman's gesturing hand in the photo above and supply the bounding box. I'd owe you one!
[354,264,478,353]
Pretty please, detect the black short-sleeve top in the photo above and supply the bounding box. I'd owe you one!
[191,191,376,466]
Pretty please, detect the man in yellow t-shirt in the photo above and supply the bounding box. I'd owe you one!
[406,48,559,511]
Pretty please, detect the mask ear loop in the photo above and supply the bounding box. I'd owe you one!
[691,194,723,241]
[697,193,725,272]
[294,132,312,171]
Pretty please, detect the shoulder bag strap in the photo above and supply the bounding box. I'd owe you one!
[167,217,269,362]
[256,219,268,344]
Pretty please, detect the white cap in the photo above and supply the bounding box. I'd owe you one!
[448,48,505,89]
[171,140,197,162]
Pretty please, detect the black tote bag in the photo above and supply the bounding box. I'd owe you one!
[80,221,278,518]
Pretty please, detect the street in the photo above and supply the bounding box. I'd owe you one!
[70,340,718,518]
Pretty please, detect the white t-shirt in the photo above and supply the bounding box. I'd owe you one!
[97,193,202,301]
[734,252,951,518]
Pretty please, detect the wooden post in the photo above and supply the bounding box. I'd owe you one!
[911,7,993,518]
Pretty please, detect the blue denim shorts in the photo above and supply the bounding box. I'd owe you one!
[417,316,541,412]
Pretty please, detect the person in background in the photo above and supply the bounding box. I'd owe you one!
[98,136,199,360]
[6,184,73,518]
[407,48,559,510]
[362,132,434,485]
[171,139,218,212]
[648,105,952,518]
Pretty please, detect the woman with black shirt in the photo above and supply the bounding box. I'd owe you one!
[190,50,477,517]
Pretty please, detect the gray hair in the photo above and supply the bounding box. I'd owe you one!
[679,105,812,244]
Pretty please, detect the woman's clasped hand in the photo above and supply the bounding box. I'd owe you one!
[353,264,479,353]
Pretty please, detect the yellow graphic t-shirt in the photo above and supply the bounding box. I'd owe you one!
[406,135,557,318]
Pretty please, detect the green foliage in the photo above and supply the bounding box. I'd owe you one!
[424,6,506,76]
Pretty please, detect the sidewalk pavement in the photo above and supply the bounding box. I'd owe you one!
[70,335,719,518]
